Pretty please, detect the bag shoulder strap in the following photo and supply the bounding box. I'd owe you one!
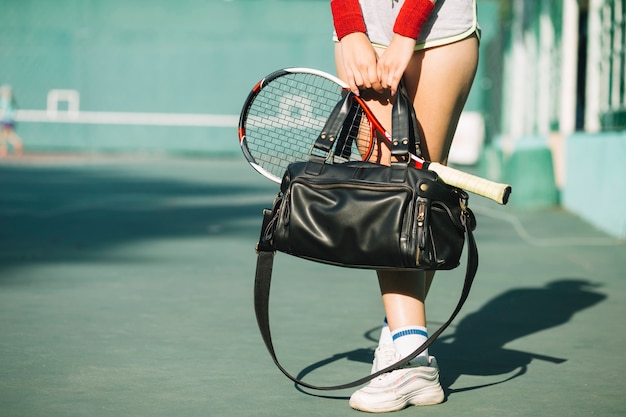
[253,211,478,391]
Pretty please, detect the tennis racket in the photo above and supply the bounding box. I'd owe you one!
[238,67,511,205]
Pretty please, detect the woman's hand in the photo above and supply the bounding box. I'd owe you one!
[338,32,382,95]
[377,34,417,95]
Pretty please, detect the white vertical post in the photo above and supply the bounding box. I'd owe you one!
[560,0,579,136]
[47,89,80,120]
[509,0,527,141]
[537,7,554,136]
[585,0,603,133]
[610,0,624,111]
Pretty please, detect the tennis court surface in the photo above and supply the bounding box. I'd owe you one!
[1,155,624,417]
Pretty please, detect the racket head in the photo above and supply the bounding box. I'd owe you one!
[238,68,368,183]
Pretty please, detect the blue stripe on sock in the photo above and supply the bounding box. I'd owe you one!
[392,328,428,340]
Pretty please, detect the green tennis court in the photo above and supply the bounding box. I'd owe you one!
[0,155,624,416]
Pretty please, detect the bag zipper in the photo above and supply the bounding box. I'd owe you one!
[290,178,415,194]
[415,199,427,266]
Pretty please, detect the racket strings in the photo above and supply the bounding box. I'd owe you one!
[244,73,345,178]
[337,103,386,164]
[331,100,366,162]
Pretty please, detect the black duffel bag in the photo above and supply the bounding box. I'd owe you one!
[254,86,478,391]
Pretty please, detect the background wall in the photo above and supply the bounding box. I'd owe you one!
[563,132,626,239]
[0,0,333,154]
[0,0,497,155]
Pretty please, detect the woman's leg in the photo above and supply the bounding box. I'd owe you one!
[336,34,479,341]
[378,34,479,341]
[336,35,478,412]
[335,30,478,412]
[406,35,479,164]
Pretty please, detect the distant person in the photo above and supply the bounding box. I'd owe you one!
[0,85,24,157]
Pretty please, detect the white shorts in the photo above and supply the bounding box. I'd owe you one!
[335,0,479,50]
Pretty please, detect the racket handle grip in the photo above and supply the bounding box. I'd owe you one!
[427,162,512,205]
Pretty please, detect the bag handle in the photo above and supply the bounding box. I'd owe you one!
[253,211,478,391]
[391,82,423,159]
[310,85,422,164]
[308,92,356,160]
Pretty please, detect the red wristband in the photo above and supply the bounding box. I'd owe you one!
[331,0,367,40]
[393,0,435,40]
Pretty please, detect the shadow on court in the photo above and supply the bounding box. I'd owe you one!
[293,278,607,400]
[0,158,273,275]
[435,278,606,393]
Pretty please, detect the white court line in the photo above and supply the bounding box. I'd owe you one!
[473,205,624,247]
[13,109,239,127]
[4,89,238,127]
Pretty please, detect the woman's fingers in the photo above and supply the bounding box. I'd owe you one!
[339,33,383,94]
[377,34,417,95]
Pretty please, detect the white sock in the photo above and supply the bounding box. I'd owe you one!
[378,317,393,346]
[391,325,429,364]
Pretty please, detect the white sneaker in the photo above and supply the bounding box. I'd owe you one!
[350,353,444,413]
[370,343,398,374]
